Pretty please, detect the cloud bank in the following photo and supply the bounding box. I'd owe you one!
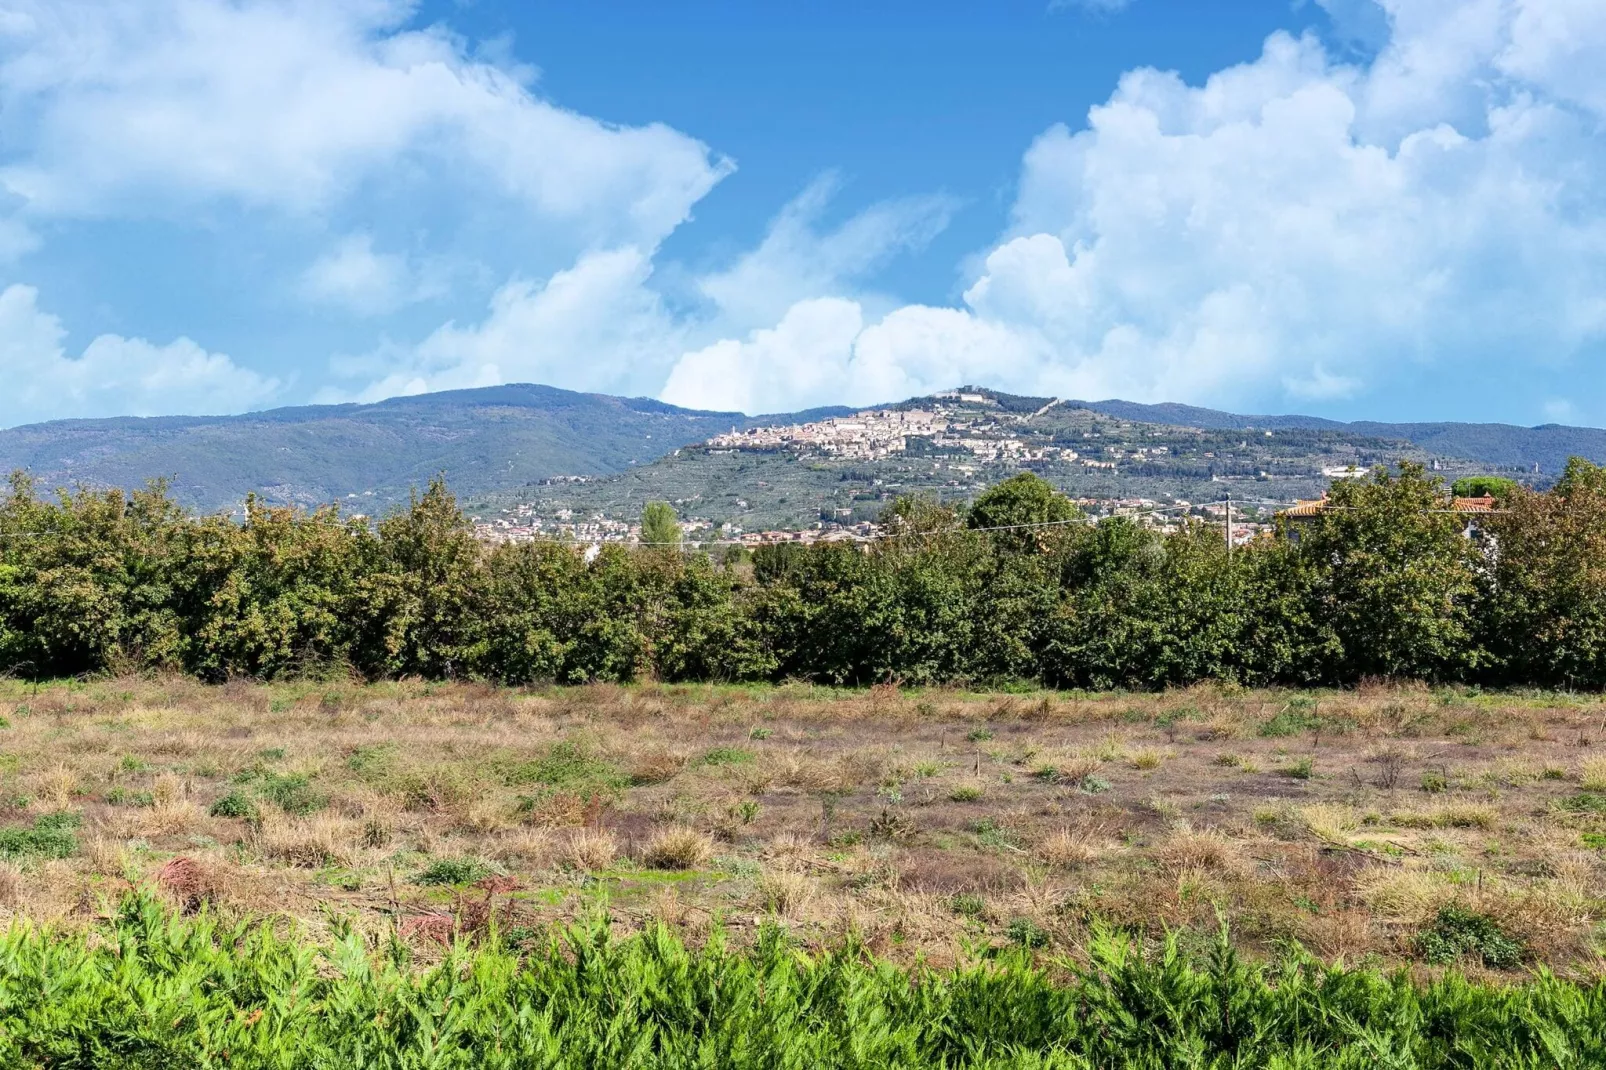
[660,0,1606,414]
[1,0,1604,427]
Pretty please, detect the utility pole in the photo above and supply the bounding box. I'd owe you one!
[1224,492,1232,558]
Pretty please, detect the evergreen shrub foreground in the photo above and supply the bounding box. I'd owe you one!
[0,896,1602,1068]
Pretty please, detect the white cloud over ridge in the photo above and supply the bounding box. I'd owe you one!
[659,0,1606,415]
[340,177,956,404]
[2,0,1606,427]
[0,0,732,425]
[0,285,279,426]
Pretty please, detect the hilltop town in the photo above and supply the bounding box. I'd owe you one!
[467,387,1504,545]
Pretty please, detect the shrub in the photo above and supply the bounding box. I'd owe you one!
[641,826,714,870]
[560,828,618,871]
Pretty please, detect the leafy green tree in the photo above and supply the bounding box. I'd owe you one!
[0,474,190,677]
[357,478,485,679]
[966,473,1080,552]
[1482,458,1606,687]
[1294,462,1487,681]
[185,497,370,680]
[1451,475,1520,502]
[640,501,681,549]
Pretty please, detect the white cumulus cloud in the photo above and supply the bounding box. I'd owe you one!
[0,284,280,426]
[0,0,729,249]
[299,234,417,316]
[344,246,683,402]
[342,180,954,406]
[658,0,1606,416]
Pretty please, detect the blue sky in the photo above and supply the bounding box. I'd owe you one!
[0,0,1602,428]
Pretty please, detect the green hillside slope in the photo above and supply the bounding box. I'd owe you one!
[0,384,848,512]
[5,381,1603,519]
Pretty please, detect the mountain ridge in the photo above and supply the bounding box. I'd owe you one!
[2,382,1601,514]
[1066,397,1598,473]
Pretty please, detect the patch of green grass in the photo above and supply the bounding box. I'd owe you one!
[1417,906,1524,969]
[971,819,1020,850]
[412,858,493,886]
[699,746,756,767]
[258,773,326,816]
[345,743,397,776]
[965,727,994,743]
[949,893,985,917]
[1559,793,1606,814]
[0,812,79,859]
[1282,757,1315,780]
[8,895,1605,1066]
[1259,707,1319,738]
[208,790,259,819]
[949,785,984,803]
[498,741,626,800]
[1007,917,1050,949]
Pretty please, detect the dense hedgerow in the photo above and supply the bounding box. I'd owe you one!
[5,459,1606,689]
[0,895,1601,1069]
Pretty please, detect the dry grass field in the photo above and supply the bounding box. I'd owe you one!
[1,677,1603,977]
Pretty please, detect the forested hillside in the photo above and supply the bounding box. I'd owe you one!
[0,384,848,512]
[5,381,1603,518]
[1081,398,1606,472]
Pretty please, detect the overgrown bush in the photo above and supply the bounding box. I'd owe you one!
[7,462,1606,690]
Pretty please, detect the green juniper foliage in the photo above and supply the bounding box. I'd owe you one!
[7,463,1606,688]
[0,895,1602,1068]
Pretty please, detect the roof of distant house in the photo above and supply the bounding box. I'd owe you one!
[1278,493,1498,519]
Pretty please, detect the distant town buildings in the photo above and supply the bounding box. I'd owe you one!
[707,409,945,460]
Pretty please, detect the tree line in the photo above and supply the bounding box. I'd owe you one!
[2,459,1604,689]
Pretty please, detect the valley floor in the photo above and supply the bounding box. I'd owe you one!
[2,678,1603,978]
